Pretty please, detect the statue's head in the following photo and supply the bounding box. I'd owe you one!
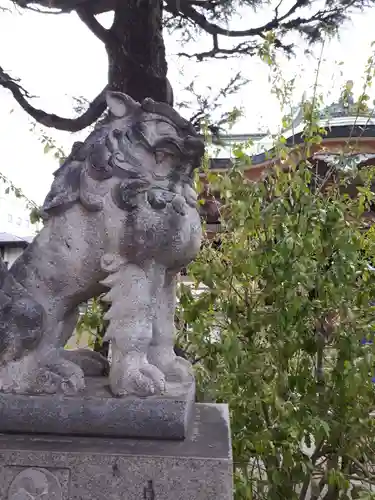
[89,92,205,210]
[105,91,204,173]
[43,92,205,216]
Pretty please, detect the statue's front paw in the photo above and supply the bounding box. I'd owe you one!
[109,355,166,397]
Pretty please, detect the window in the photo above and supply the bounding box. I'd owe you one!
[16,217,21,226]
[7,214,12,223]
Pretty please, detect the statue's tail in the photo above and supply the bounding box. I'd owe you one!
[0,256,44,363]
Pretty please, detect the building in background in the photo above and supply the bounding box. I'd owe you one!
[0,182,39,238]
[0,181,40,267]
[0,232,31,268]
[200,88,375,233]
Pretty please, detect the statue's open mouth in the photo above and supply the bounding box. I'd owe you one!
[113,177,198,214]
[146,187,195,216]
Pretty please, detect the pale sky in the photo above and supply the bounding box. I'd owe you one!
[0,3,375,205]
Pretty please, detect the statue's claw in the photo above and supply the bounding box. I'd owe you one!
[148,347,194,383]
[163,356,194,383]
[0,351,85,395]
[109,353,166,397]
[42,357,86,395]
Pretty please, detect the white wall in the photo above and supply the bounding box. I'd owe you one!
[0,183,40,237]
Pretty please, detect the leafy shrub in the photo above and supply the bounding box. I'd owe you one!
[178,113,375,499]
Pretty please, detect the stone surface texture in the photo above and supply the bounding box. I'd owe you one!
[0,377,195,439]
[0,91,205,399]
[0,404,233,500]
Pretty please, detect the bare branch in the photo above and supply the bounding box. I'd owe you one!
[11,0,116,14]
[188,0,221,8]
[180,71,247,133]
[178,41,258,60]
[11,0,84,12]
[11,2,65,14]
[76,5,112,44]
[0,67,107,131]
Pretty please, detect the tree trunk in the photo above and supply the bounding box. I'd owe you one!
[107,0,169,103]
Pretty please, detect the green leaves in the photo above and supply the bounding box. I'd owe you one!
[177,147,375,499]
[0,171,41,224]
[75,297,107,349]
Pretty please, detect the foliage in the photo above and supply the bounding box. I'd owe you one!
[0,169,43,225]
[0,112,69,227]
[29,122,66,162]
[176,54,375,498]
[177,71,248,135]
[0,115,71,227]
[73,297,108,350]
[178,160,375,499]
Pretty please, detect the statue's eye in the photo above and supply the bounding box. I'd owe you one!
[156,122,177,137]
[154,151,166,164]
[154,150,176,164]
[153,150,176,180]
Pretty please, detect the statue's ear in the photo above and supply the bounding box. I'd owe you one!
[106,91,139,118]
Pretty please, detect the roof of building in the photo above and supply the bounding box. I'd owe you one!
[209,86,375,170]
[0,232,33,246]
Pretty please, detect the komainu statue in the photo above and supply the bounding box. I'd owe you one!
[0,91,205,398]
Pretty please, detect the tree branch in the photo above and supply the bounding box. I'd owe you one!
[165,0,293,38]
[168,0,353,38]
[11,0,116,14]
[11,3,65,14]
[188,0,221,8]
[183,71,247,132]
[11,0,86,12]
[179,41,258,61]
[0,67,107,131]
[76,5,112,44]
[165,0,355,59]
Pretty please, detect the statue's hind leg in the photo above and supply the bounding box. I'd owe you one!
[102,261,166,397]
[0,296,85,395]
[0,346,86,395]
[148,272,194,383]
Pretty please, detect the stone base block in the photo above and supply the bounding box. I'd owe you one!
[0,377,195,440]
[0,403,233,500]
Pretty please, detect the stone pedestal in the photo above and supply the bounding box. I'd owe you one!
[0,403,233,500]
[0,377,195,440]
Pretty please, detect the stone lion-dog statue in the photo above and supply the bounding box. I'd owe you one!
[0,91,204,397]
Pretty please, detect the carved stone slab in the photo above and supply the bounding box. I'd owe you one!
[0,377,195,440]
[7,467,63,500]
[2,467,70,500]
